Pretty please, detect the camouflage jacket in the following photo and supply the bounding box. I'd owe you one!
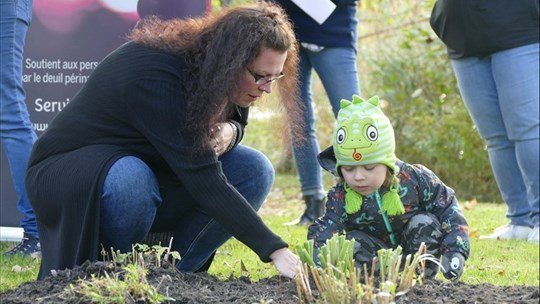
[307,159,471,259]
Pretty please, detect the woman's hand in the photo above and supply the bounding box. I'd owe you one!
[270,247,300,279]
[209,122,234,156]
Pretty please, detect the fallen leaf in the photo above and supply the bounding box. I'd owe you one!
[223,261,232,269]
[11,265,22,272]
[11,265,32,272]
[464,198,477,210]
[240,260,248,273]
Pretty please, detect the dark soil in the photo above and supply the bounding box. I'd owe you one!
[1,260,538,303]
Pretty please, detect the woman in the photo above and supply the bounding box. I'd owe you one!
[430,0,539,242]
[26,2,303,279]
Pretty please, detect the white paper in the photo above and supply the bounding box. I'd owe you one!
[291,0,337,25]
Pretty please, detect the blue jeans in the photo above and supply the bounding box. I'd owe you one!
[451,43,540,227]
[0,0,38,238]
[292,46,360,199]
[99,145,275,272]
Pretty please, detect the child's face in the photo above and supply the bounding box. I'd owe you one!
[340,164,388,196]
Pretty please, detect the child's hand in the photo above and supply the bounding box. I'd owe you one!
[441,252,465,281]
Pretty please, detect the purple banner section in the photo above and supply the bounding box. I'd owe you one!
[1,0,207,228]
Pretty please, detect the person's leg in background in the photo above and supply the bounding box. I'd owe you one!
[451,43,539,242]
[492,43,539,242]
[314,47,361,117]
[286,46,323,225]
[1,0,40,256]
[288,45,360,225]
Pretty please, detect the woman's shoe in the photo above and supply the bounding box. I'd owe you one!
[528,226,539,243]
[479,223,532,240]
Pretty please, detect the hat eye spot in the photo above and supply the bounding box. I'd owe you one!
[336,128,346,144]
[366,125,378,141]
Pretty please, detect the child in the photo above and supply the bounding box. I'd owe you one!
[308,95,471,280]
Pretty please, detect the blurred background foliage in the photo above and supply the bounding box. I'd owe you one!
[214,0,500,203]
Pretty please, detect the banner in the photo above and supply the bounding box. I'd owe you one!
[1,0,208,236]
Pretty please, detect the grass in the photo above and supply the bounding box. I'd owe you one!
[0,251,40,293]
[1,176,539,295]
[207,181,540,287]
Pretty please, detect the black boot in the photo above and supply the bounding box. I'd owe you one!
[285,196,325,226]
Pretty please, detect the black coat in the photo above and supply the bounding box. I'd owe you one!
[430,0,540,58]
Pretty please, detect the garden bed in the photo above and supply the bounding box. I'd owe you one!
[1,260,538,303]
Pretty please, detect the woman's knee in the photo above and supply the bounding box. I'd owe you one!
[100,157,161,251]
[221,146,275,209]
[243,148,275,188]
[102,156,162,207]
[101,156,161,224]
[244,149,274,207]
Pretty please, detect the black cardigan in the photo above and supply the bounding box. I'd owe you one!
[26,41,287,279]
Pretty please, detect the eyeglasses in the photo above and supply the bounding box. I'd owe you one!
[247,69,285,85]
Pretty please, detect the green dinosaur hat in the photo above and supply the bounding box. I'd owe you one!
[333,95,404,216]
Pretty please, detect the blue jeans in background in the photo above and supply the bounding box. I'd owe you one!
[0,0,38,238]
[451,43,540,227]
[292,45,360,199]
[99,145,275,272]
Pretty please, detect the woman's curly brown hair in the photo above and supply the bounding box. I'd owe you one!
[129,2,303,151]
